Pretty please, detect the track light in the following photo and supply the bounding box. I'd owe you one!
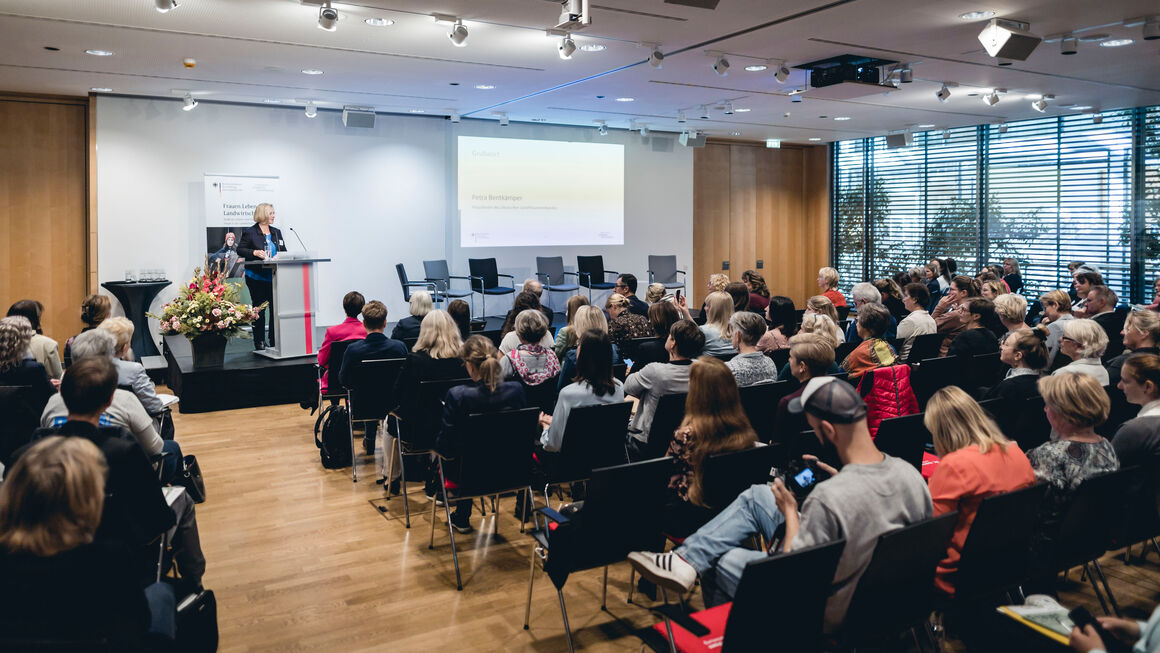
[936,84,951,103]
[640,125,650,137]
[648,48,664,68]
[723,102,734,116]
[559,35,576,59]
[317,3,338,31]
[899,67,913,83]
[1031,95,1054,112]
[977,18,1042,60]
[1060,35,1078,55]
[304,102,317,118]
[448,20,468,47]
[595,120,607,135]
[774,61,791,84]
[154,0,178,12]
[999,123,1008,133]
[712,55,730,76]
[1144,17,1160,40]
[699,105,710,119]
[181,94,197,111]
[449,111,461,124]
[498,113,509,127]
[1093,114,1103,124]
[983,91,1000,106]
[677,111,686,124]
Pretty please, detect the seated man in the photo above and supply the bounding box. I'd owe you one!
[317,291,367,394]
[844,282,898,345]
[28,357,206,593]
[1084,285,1125,361]
[624,319,704,460]
[615,273,650,317]
[628,376,932,632]
[339,301,408,464]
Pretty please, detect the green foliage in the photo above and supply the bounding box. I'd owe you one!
[148,263,267,340]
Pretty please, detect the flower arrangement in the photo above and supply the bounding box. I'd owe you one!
[150,263,267,340]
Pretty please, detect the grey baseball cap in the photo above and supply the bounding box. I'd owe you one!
[788,376,867,424]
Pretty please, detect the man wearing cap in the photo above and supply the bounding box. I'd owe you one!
[628,376,932,632]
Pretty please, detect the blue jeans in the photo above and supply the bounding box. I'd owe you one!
[675,484,786,600]
[144,581,177,640]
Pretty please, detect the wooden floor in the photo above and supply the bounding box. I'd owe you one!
[173,399,1160,652]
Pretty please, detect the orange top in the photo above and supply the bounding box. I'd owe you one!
[929,442,1036,596]
[823,289,847,308]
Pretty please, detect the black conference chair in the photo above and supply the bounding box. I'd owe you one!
[467,257,515,318]
[962,351,1003,395]
[699,444,784,514]
[542,401,632,499]
[422,259,474,311]
[316,339,352,406]
[613,362,628,382]
[535,256,580,312]
[638,392,687,460]
[395,263,437,303]
[873,413,930,473]
[647,255,686,293]
[766,347,790,372]
[911,356,964,408]
[905,332,945,364]
[0,385,41,467]
[949,483,1049,604]
[1000,395,1051,451]
[576,255,618,301]
[834,341,857,365]
[344,357,406,483]
[622,336,654,362]
[738,381,794,443]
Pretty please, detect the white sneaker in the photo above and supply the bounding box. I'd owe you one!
[628,551,697,594]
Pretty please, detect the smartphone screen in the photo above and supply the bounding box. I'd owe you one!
[794,467,815,488]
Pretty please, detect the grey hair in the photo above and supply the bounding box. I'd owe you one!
[729,311,768,347]
[0,316,34,373]
[70,329,118,362]
[515,309,548,343]
[851,282,882,305]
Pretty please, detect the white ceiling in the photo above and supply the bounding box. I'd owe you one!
[0,0,1158,143]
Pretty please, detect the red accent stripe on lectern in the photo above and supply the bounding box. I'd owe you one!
[302,265,314,353]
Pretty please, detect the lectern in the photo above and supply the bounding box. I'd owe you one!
[244,257,331,360]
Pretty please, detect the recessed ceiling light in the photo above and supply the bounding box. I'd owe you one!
[1024,93,1043,100]
[85,49,114,56]
[808,137,822,141]
[364,17,394,26]
[44,46,60,51]
[833,116,851,121]
[733,108,751,113]
[1069,105,1093,110]
[301,69,323,75]
[615,97,635,102]
[958,10,996,20]
[579,43,606,52]
[410,109,425,113]
[531,118,549,122]
[916,123,936,128]
[744,64,768,72]
[1099,38,1134,47]
[90,87,112,93]
[474,84,495,90]
[729,131,742,136]
[263,99,282,104]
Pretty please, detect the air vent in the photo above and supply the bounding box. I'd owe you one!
[342,106,376,128]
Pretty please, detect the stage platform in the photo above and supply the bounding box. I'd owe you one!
[162,314,559,413]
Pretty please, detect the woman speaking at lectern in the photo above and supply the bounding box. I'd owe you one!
[238,203,286,350]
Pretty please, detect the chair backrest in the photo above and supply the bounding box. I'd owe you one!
[622,337,654,361]
[324,339,354,396]
[962,351,1003,393]
[612,362,627,382]
[1051,466,1141,571]
[842,512,959,644]
[553,401,632,483]
[1002,395,1050,450]
[519,376,560,413]
[976,397,1017,436]
[576,255,605,278]
[834,341,857,364]
[402,337,418,352]
[911,356,964,408]
[906,332,945,364]
[885,337,905,355]
[0,385,41,466]
[836,306,851,321]
[700,444,784,512]
[1111,456,1160,551]
[536,256,566,286]
[723,539,846,653]
[401,377,473,449]
[479,329,503,347]
[766,348,790,372]
[791,430,842,470]
[873,413,929,472]
[644,392,687,458]
[953,482,1049,600]
[467,258,500,291]
[738,381,794,443]
[648,255,678,284]
[422,259,452,292]
[346,358,407,422]
[395,263,416,301]
[454,408,540,496]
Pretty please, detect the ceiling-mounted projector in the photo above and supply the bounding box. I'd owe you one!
[555,0,591,30]
[977,18,1042,61]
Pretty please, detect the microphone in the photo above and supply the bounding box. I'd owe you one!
[287,226,309,254]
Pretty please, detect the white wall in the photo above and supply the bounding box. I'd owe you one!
[96,96,692,344]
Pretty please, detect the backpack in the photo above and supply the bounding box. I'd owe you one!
[314,403,352,469]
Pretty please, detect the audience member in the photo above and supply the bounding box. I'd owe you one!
[724,282,751,314]
[625,319,704,458]
[521,279,556,326]
[632,301,680,373]
[436,335,526,533]
[1084,285,1125,361]
[447,299,472,341]
[539,330,624,453]
[606,293,652,348]
[873,278,907,323]
[557,305,621,391]
[994,293,1029,336]
[797,311,843,349]
[983,328,1048,401]
[552,294,590,359]
[1067,261,1087,303]
[1071,266,1104,317]
[816,266,847,308]
[924,387,1036,596]
[980,279,1006,301]
[1002,258,1023,294]
[897,282,936,360]
[644,282,667,304]
[500,310,561,389]
[392,291,433,341]
[931,258,952,291]
[696,291,738,358]
[932,275,980,356]
[756,296,795,352]
[741,270,770,312]
[317,291,367,393]
[63,293,111,368]
[99,317,172,420]
[805,295,845,343]
[987,265,1011,292]
[1107,309,1160,388]
[1052,319,1110,385]
[394,311,467,429]
[772,333,836,442]
[947,298,999,359]
[628,376,932,628]
[893,271,913,294]
[697,273,731,324]
[0,436,178,646]
[841,303,897,378]
[925,261,944,298]
[6,300,62,379]
[499,292,555,354]
[1146,278,1160,311]
[0,316,56,417]
[725,311,778,387]
[907,267,925,286]
[614,273,649,316]
[1068,603,1160,653]
[1112,353,1160,466]
[340,301,408,458]
[1040,289,1076,368]
[845,282,897,345]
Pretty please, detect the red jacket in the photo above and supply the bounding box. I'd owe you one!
[318,317,367,391]
[856,364,918,438]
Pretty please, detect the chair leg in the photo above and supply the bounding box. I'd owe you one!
[439,461,463,591]
[346,401,358,483]
[557,588,576,653]
[399,443,411,529]
[628,567,636,604]
[1152,537,1160,558]
[659,588,677,653]
[428,490,438,549]
[1091,560,1122,617]
[523,544,538,630]
[601,565,609,611]
[1083,563,1112,615]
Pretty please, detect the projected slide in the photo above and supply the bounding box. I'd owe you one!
[458,136,624,247]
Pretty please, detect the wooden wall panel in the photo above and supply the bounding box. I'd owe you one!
[692,144,731,306]
[728,145,757,285]
[0,95,89,344]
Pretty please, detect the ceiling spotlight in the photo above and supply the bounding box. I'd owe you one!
[181,94,197,111]
[648,48,664,68]
[1032,98,1048,112]
[1093,114,1103,124]
[978,18,1042,60]
[983,91,1000,106]
[1060,35,1078,55]
[304,102,317,118]
[999,123,1008,133]
[154,0,178,13]
[699,104,710,119]
[1145,17,1160,40]
[498,113,509,127]
[712,55,730,76]
[899,67,913,83]
[791,92,803,103]
[559,35,577,59]
[449,20,468,47]
[1099,38,1134,47]
[317,3,338,31]
[677,110,686,124]
[724,102,734,116]
[936,84,951,103]
[959,10,996,21]
[84,49,114,56]
[449,111,461,123]
[774,61,791,84]
[595,120,608,135]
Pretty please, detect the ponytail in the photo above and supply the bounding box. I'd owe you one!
[460,335,502,393]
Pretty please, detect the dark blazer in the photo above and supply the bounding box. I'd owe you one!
[983,373,1040,402]
[627,295,649,317]
[0,358,56,415]
[436,381,526,457]
[1004,273,1023,294]
[947,328,999,359]
[339,332,408,389]
[1092,310,1127,361]
[236,224,287,262]
[390,315,423,342]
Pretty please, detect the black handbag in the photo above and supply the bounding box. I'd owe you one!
[179,455,207,504]
[176,589,219,653]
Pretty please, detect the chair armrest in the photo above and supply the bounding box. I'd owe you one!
[604,270,619,281]
[535,271,550,282]
[404,281,434,289]
[647,269,655,283]
[674,270,686,279]
[448,275,472,282]
[497,273,515,280]
[577,271,592,283]
[497,273,516,289]
[536,506,570,525]
[562,271,579,280]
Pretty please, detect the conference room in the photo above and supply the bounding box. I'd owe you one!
[2,0,1160,651]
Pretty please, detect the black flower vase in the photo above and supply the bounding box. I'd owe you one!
[190,332,228,369]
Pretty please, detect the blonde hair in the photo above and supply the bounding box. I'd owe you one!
[409,291,433,318]
[565,295,590,326]
[1038,373,1109,428]
[1125,310,1160,343]
[799,312,841,348]
[414,310,462,359]
[606,293,630,310]
[708,273,730,293]
[982,280,1007,298]
[818,267,840,289]
[98,316,135,359]
[253,203,275,224]
[993,293,1027,324]
[0,316,34,373]
[924,386,1011,457]
[0,436,107,557]
[1003,258,1020,273]
[645,283,666,304]
[806,295,840,325]
[703,291,734,337]
[1062,318,1109,359]
[460,335,503,392]
[573,305,608,336]
[788,332,836,376]
[1039,289,1072,314]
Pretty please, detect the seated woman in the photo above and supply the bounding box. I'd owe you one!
[1002,258,1023,294]
[539,330,624,453]
[1051,318,1109,385]
[741,270,770,313]
[632,301,680,374]
[436,336,526,534]
[317,291,367,393]
[694,291,738,358]
[805,295,845,343]
[606,293,652,349]
[724,282,751,314]
[924,387,1036,597]
[391,290,432,342]
[553,295,590,360]
[696,273,730,325]
[63,293,111,368]
[983,328,1048,401]
[1112,353,1160,466]
[993,293,1028,338]
[840,303,897,378]
[979,279,1006,301]
[726,311,778,387]
[775,313,843,382]
[393,311,467,430]
[0,436,178,647]
[499,291,554,354]
[644,283,667,305]
[946,298,999,359]
[98,317,173,420]
[1107,308,1160,388]
[7,300,62,380]
[0,316,56,415]
[756,296,796,352]
[873,278,908,324]
[664,356,757,538]
[500,310,561,410]
[447,299,472,341]
[1038,289,1075,368]
[816,266,847,308]
[557,306,621,391]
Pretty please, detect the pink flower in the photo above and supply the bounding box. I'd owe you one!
[212,308,222,317]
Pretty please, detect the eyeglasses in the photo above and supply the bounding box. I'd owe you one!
[614,283,627,288]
